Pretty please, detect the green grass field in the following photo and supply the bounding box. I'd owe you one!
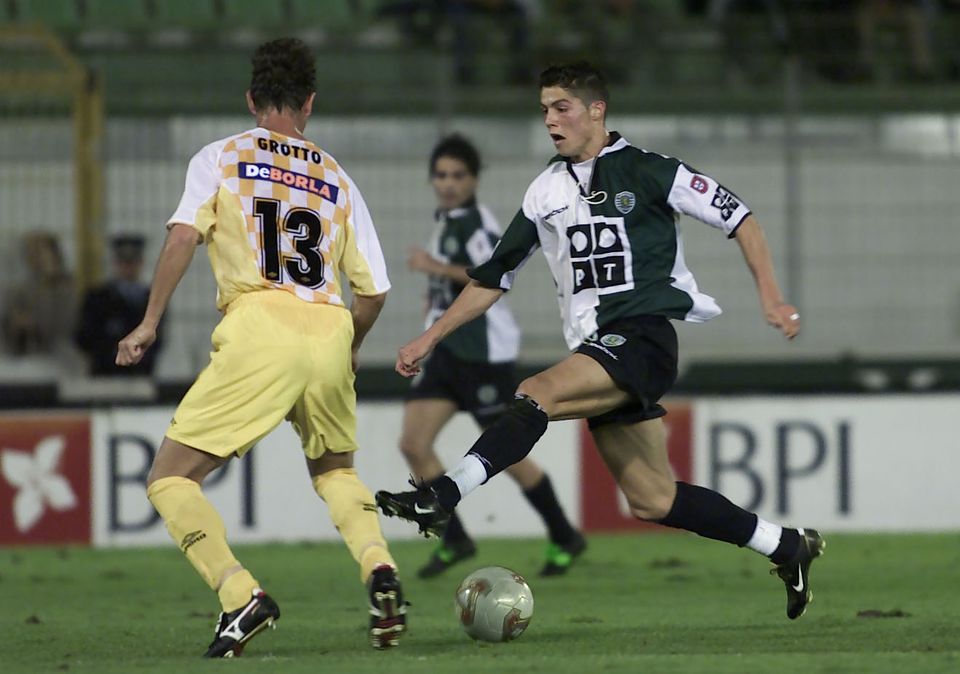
[2,533,958,674]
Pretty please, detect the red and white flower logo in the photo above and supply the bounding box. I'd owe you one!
[2,435,78,532]
[0,415,91,545]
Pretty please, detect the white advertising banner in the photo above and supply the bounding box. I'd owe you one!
[693,395,960,531]
[2,396,958,548]
[90,404,580,547]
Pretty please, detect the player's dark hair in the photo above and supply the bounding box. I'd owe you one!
[249,38,316,113]
[429,134,482,177]
[539,61,609,108]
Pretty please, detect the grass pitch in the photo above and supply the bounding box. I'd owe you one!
[2,533,958,674]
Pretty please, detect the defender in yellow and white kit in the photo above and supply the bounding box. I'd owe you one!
[116,38,405,657]
[166,123,384,459]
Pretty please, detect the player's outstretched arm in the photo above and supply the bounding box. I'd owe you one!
[116,223,199,366]
[350,291,387,372]
[733,214,799,340]
[396,281,503,377]
[407,247,472,285]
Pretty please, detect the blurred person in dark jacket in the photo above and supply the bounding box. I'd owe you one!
[76,234,162,376]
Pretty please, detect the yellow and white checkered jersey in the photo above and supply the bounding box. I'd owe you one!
[168,127,390,310]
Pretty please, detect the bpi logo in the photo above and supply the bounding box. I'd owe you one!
[566,217,633,295]
[0,416,91,544]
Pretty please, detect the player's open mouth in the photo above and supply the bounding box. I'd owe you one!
[550,134,565,144]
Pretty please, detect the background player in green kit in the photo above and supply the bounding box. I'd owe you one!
[379,63,824,621]
[399,134,585,578]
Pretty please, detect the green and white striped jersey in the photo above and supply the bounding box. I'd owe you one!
[469,133,751,350]
[426,200,520,363]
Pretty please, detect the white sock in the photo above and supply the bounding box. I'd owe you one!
[745,517,783,556]
[446,454,488,500]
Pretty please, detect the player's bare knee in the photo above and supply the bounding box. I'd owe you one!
[145,458,179,488]
[515,378,554,416]
[398,435,430,463]
[622,484,674,521]
[627,498,673,522]
[145,468,161,490]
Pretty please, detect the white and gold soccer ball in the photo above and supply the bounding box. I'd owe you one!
[454,566,534,642]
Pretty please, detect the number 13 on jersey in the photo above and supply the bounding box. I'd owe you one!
[253,197,326,288]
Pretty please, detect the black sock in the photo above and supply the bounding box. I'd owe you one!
[523,474,577,546]
[431,476,462,512]
[659,481,758,546]
[470,395,549,479]
[424,477,471,545]
[442,511,471,546]
[432,395,548,512]
[770,528,801,565]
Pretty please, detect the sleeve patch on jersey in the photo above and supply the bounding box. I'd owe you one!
[690,175,709,194]
[710,186,741,222]
[239,162,340,202]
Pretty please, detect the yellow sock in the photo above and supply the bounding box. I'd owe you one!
[146,476,259,611]
[217,569,259,613]
[312,468,396,581]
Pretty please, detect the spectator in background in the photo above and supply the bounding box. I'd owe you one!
[1,233,76,356]
[707,0,791,85]
[946,0,960,79]
[547,0,663,83]
[451,0,533,84]
[856,0,937,81]
[75,234,161,376]
[802,0,938,82]
[379,0,533,84]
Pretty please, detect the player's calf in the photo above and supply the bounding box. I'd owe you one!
[415,395,549,516]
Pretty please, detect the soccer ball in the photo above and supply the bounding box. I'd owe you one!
[454,566,534,642]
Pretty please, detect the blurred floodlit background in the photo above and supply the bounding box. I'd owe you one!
[2,0,960,396]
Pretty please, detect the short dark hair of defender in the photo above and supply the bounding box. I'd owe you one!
[249,38,316,113]
[539,61,610,108]
[429,134,482,177]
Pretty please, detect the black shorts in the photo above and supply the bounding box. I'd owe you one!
[575,315,679,430]
[406,343,516,427]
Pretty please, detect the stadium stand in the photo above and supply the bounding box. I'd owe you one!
[13,0,82,32]
[2,0,960,398]
[288,0,367,40]
[84,0,150,33]
[221,0,287,30]
[152,0,219,33]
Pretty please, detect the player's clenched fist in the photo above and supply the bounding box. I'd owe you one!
[396,333,436,377]
[765,302,801,340]
[116,322,157,366]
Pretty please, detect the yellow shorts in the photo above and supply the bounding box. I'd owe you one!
[167,291,357,459]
